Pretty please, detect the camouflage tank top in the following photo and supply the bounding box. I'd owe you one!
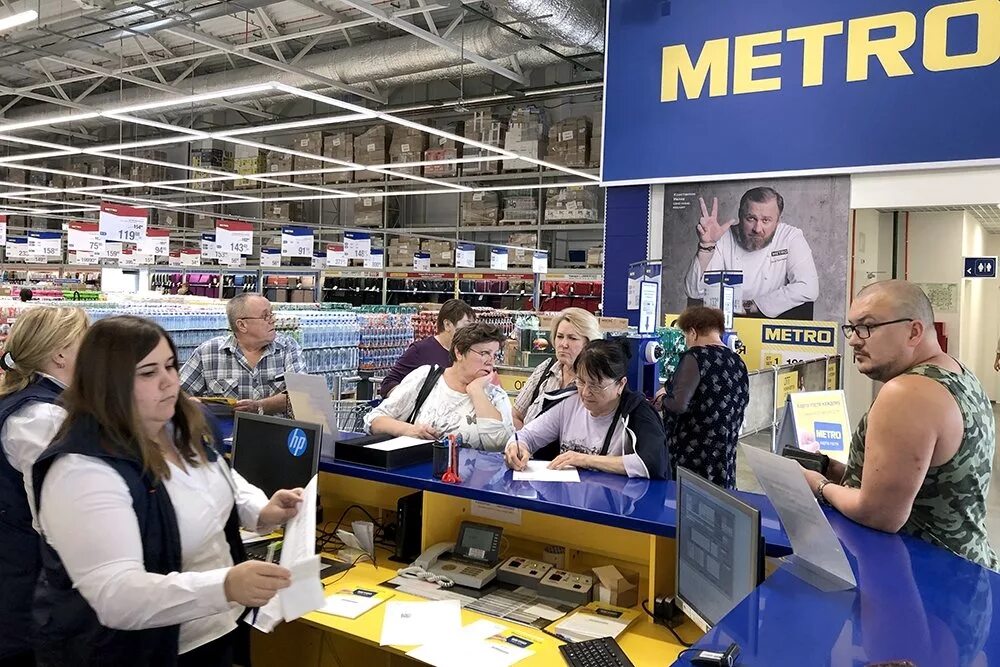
[843,362,999,571]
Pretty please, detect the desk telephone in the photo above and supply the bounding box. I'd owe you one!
[398,521,503,589]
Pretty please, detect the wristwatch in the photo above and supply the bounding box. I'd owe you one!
[815,479,834,506]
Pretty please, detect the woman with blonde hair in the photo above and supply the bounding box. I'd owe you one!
[512,307,602,429]
[0,306,88,667]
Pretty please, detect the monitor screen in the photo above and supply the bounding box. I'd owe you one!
[231,412,323,497]
[675,467,761,631]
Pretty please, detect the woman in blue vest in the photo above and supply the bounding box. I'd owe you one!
[32,316,305,667]
[0,305,88,667]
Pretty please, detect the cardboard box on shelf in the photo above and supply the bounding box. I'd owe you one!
[592,566,639,609]
[292,131,327,184]
[264,152,294,187]
[463,112,505,176]
[461,191,500,227]
[189,213,216,230]
[508,233,538,267]
[323,132,354,184]
[233,146,266,189]
[129,151,169,192]
[267,202,305,221]
[422,122,463,177]
[545,187,600,223]
[421,239,454,267]
[503,106,548,172]
[354,191,384,228]
[586,245,604,267]
[500,193,539,225]
[389,127,427,178]
[547,116,592,168]
[355,125,390,182]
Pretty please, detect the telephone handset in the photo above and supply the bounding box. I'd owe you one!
[413,542,454,570]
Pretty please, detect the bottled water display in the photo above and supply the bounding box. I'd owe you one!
[357,312,414,372]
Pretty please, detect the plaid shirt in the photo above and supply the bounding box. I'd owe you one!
[179,333,305,401]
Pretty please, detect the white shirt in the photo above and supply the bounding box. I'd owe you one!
[38,452,269,655]
[685,222,819,318]
[0,373,68,532]
[363,365,514,451]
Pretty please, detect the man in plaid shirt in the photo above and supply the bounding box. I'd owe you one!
[180,293,305,415]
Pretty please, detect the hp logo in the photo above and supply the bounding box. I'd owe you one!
[287,428,308,457]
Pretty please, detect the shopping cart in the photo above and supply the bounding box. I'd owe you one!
[330,398,378,433]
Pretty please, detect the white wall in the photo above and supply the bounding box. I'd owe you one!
[959,214,1000,401]
[906,211,966,356]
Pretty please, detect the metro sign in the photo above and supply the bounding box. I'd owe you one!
[964,257,997,279]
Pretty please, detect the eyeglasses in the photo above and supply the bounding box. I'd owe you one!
[467,348,501,362]
[841,318,913,340]
[240,313,275,323]
[576,378,621,394]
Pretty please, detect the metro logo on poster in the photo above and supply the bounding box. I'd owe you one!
[762,325,835,347]
[814,421,844,453]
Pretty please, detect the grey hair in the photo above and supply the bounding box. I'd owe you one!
[857,280,935,328]
[226,293,262,331]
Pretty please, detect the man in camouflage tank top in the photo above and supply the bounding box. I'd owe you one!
[801,280,998,571]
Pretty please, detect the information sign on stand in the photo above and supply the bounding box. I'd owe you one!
[216,220,253,256]
[344,232,371,260]
[168,251,181,267]
[99,202,147,244]
[261,248,281,267]
[638,281,659,335]
[5,237,29,261]
[28,231,62,260]
[180,249,202,267]
[281,226,314,257]
[69,222,102,254]
[0,215,7,246]
[490,248,509,270]
[364,248,384,269]
[312,252,328,269]
[413,252,431,272]
[455,243,475,269]
[326,243,347,267]
[775,390,852,464]
[532,251,548,275]
[140,228,170,256]
[200,233,218,260]
[102,241,123,262]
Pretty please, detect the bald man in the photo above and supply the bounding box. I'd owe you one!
[802,280,998,570]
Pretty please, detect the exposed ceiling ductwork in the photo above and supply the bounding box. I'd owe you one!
[3,0,605,127]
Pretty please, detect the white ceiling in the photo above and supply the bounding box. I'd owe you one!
[883,204,1000,234]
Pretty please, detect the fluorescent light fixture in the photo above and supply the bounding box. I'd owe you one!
[0,9,38,32]
[102,83,276,115]
[0,112,99,133]
[214,112,374,137]
[104,114,211,138]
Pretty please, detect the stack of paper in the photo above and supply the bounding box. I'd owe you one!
[407,620,535,667]
[550,604,639,642]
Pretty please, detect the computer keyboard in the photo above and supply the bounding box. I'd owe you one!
[559,637,636,667]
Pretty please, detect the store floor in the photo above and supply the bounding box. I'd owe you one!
[736,403,1000,551]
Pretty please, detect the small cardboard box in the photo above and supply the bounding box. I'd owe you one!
[592,565,639,609]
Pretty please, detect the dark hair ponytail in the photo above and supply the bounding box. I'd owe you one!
[574,337,632,382]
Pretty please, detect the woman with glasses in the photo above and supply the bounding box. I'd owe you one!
[504,338,669,479]
[660,306,749,488]
[512,308,602,429]
[364,322,514,451]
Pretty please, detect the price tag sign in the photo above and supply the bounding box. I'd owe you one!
[218,252,245,267]
[281,226,314,257]
[364,248,384,269]
[68,222,101,253]
[120,249,138,267]
[216,220,253,256]
[200,233,218,260]
[413,252,431,272]
[0,215,7,246]
[99,202,147,244]
[344,232,371,259]
[455,243,476,269]
[74,250,100,266]
[140,228,170,256]
[490,248,509,271]
[260,248,281,267]
[28,231,62,259]
[180,249,202,267]
[312,252,328,269]
[5,237,29,261]
[327,243,348,267]
[168,251,181,267]
[103,241,123,261]
[533,251,548,274]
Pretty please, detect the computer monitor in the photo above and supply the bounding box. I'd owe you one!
[675,467,762,632]
[231,412,322,497]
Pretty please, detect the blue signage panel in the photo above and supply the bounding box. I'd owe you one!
[603,0,1000,185]
[964,256,997,278]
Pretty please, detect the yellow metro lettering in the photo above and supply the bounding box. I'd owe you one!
[786,22,844,87]
[733,30,783,95]
[660,39,729,102]
[923,0,1000,72]
[846,12,917,82]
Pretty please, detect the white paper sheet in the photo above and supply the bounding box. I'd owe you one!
[316,588,391,619]
[276,475,325,621]
[406,620,534,667]
[379,600,462,646]
[512,461,580,483]
[365,436,434,452]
